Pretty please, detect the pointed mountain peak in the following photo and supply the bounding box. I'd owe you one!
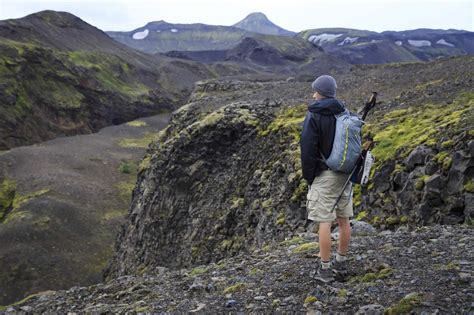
[232,12,295,36]
[243,12,269,21]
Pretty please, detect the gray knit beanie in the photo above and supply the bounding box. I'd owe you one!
[311,75,337,98]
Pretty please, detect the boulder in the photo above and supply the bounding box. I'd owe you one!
[424,174,445,192]
[404,146,434,170]
[468,140,474,157]
[373,161,394,193]
[416,203,435,224]
[332,220,376,238]
[392,171,408,190]
[425,161,439,175]
[451,151,471,173]
[447,170,464,194]
[422,190,444,207]
[464,193,474,220]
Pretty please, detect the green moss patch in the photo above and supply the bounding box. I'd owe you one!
[188,266,209,277]
[281,236,305,246]
[353,185,362,207]
[13,189,50,209]
[304,295,318,305]
[367,93,473,165]
[114,181,135,204]
[464,180,474,193]
[352,267,394,283]
[258,104,306,143]
[415,175,429,190]
[230,197,245,209]
[355,210,368,221]
[440,140,455,148]
[118,132,158,148]
[66,50,150,98]
[0,178,16,221]
[118,160,137,174]
[138,155,152,173]
[2,187,50,224]
[223,282,246,294]
[126,120,147,127]
[290,180,307,203]
[276,212,286,225]
[385,292,423,314]
[0,293,38,311]
[292,242,319,254]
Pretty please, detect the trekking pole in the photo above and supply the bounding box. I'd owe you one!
[330,92,378,213]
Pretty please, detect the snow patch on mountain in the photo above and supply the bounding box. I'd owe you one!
[338,37,359,46]
[308,33,342,44]
[437,39,455,47]
[408,39,431,47]
[171,29,178,33]
[132,29,149,40]
[395,41,403,46]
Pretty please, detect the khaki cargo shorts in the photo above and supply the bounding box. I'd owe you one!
[306,170,353,222]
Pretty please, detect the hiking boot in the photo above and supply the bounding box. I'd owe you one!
[310,265,334,283]
[332,259,348,275]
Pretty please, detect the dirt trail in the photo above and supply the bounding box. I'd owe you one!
[0,114,169,305]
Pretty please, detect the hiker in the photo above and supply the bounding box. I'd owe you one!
[300,75,353,283]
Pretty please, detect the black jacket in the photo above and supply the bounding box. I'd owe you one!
[300,98,345,185]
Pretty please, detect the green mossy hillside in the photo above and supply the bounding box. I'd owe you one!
[66,50,151,98]
[0,37,177,150]
[366,92,473,166]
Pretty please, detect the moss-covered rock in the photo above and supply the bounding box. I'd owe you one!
[384,292,423,314]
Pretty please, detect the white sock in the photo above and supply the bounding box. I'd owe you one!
[321,260,331,269]
[336,252,347,262]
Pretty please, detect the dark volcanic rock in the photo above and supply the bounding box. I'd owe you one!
[424,174,444,192]
[404,146,433,170]
[373,161,394,193]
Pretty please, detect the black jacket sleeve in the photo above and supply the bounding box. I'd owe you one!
[300,112,320,185]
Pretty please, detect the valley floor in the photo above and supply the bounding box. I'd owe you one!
[0,114,169,305]
[3,225,472,313]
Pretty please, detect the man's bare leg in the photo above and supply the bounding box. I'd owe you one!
[318,222,332,262]
[336,217,351,256]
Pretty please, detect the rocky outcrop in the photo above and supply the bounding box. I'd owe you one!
[359,129,474,227]
[104,98,309,278]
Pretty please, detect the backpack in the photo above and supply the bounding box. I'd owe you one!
[323,109,363,173]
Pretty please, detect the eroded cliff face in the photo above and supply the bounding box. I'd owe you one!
[105,97,309,278]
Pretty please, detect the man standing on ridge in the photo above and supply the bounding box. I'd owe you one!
[300,75,353,283]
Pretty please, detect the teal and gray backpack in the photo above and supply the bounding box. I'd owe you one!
[323,109,363,173]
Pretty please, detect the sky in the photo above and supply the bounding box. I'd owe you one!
[0,0,472,33]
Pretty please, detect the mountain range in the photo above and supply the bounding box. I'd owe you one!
[107,12,473,64]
